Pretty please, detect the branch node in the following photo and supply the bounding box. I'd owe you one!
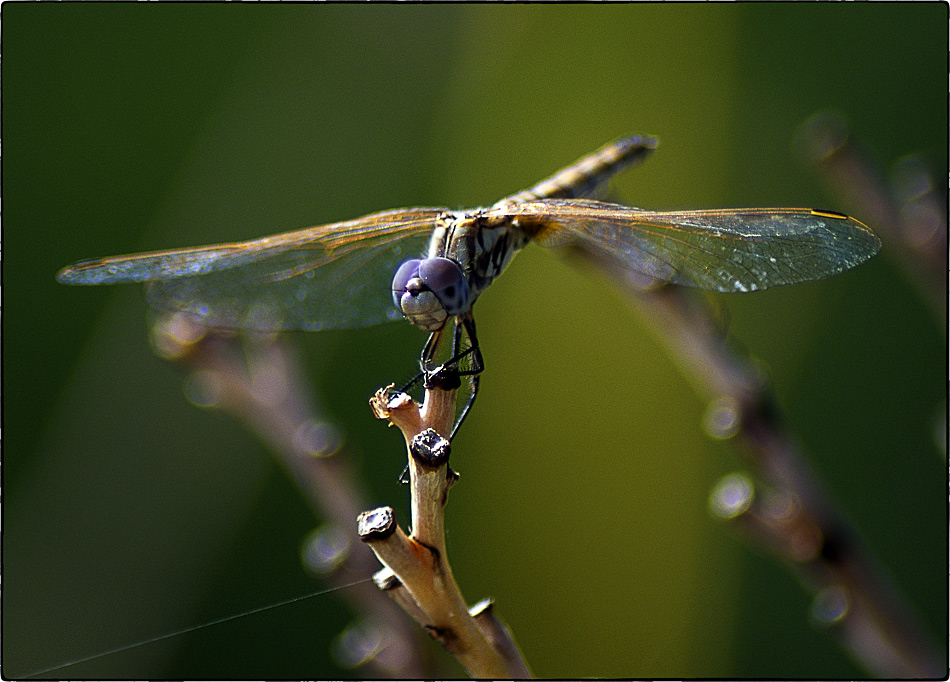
[357,507,397,542]
[424,624,460,649]
[410,428,452,467]
[373,567,401,591]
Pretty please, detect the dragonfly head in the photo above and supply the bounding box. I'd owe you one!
[392,257,470,332]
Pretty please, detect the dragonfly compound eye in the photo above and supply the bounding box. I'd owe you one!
[392,257,469,332]
[392,259,422,310]
[418,257,470,316]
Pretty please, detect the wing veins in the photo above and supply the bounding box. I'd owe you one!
[59,209,443,285]
[500,199,877,291]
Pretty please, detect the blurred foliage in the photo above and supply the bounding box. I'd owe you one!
[4,4,945,679]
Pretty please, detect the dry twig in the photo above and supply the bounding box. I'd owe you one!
[364,382,532,678]
[568,249,942,678]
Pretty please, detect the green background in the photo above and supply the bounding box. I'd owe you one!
[5,4,946,679]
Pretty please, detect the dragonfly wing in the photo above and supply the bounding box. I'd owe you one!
[504,199,881,292]
[58,208,443,330]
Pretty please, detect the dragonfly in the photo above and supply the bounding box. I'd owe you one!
[58,135,881,437]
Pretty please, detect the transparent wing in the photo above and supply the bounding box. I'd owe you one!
[57,208,445,330]
[500,199,881,292]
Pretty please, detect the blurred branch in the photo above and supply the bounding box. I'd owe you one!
[150,312,427,678]
[566,252,943,678]
[795,110,947,325]
[365,383,532,678]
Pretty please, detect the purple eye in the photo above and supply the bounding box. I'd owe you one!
[418,257,470,316]
[392,257,470,331]
[392,259,422,309]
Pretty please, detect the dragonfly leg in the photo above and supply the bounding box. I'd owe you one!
[420,328,446,372]
[395,328,446,398]
[392,321,476,482]
[446,313,484,440]
[398,315,484,440]
[453,312,484,378]
[395,324,473,398]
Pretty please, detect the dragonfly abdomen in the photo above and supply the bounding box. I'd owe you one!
[495,134,659,207]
